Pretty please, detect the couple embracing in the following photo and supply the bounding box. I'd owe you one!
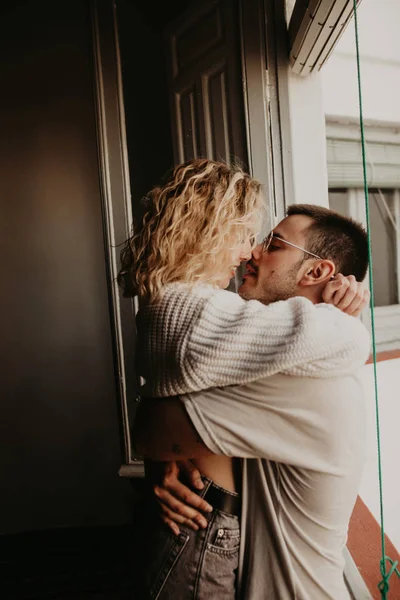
[118,158,370,600]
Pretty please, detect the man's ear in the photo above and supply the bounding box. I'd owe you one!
[298,259,336,288]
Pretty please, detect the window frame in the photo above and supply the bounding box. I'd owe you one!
[330,187,400,352]
[326,119,400,352]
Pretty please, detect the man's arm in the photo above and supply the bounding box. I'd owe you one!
[134,398,213,460]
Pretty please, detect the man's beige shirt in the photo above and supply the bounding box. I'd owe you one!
[182,372,366,600]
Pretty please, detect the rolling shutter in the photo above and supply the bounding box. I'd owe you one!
[327,137,400,188]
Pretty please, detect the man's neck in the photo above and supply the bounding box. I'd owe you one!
[294,287,323,305]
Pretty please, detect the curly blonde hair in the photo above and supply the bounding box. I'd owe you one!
[118,158,264,301]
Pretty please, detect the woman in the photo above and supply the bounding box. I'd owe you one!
[119,158,262,599]
[118,158,368,599]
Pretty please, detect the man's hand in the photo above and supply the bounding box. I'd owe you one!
[146,460,213,536]
[322,274,370,316]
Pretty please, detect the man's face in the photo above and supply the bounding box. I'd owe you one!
[239,214,315,304]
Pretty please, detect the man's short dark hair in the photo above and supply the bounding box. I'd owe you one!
[286,204,369,281]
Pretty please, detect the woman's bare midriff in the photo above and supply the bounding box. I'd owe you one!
[192,456,238,492]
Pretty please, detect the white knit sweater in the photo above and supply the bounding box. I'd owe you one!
[136,283,371,397]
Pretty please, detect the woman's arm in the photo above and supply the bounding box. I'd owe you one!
[184,290,370,388]
[138,280,370,396]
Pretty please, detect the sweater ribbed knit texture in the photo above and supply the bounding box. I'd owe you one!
[136,283,371,397]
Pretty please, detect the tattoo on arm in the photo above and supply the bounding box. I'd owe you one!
[171,443,182,455]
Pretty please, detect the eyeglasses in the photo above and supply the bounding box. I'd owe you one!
[262,230,323,260]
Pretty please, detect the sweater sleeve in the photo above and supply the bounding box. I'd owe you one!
[182,289,370,390]
[137,285,371,396]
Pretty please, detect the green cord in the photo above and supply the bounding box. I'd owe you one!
[352,1,400,597]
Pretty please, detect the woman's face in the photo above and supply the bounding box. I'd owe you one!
[213,237,253,289]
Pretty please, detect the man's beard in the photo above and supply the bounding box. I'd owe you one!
[239,261,302,306]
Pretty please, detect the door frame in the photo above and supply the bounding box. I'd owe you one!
[91,0,142,476]
[240,0,287,229]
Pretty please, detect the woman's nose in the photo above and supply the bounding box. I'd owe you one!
[251,243,263,260]
[240,239,252,260]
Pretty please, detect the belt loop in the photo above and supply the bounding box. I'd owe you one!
[199,476,212,499]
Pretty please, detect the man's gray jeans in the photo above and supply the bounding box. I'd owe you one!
[133,478,240,599]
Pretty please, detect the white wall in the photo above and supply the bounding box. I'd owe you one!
[284,71,329,207]
[321,0,400,123]
[359,358,400,551]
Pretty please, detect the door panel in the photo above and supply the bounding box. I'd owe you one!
[165,0,248,167]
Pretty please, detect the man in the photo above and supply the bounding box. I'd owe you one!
[134,204,370,599]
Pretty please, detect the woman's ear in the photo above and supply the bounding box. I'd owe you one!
[298,260,336,288]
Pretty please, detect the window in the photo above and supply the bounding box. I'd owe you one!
[326,121,400,351]
[329,189,399,308]
[367,190,399,307]
[329,188,400,351]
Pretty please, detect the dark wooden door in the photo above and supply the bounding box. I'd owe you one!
[165,0,248,167]
[0,0,132,534]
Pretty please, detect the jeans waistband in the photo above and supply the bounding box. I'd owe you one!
[199,477,241,517]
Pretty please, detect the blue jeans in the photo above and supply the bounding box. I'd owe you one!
[133,478,240,599]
